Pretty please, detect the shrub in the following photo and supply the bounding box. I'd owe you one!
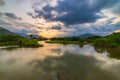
[0,34,41,47]
[94,38,109,48]
[109,43,119,48]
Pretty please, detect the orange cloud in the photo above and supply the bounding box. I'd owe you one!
[114,30,120,33]
[112,17,120,24]
[38,30,61,38]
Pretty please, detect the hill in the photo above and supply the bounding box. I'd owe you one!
[80,34,98,38]
[0,27,14,35]
[0,27,43,47]
[0,34,43,47]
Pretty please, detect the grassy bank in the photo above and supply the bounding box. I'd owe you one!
[0,34,43,47]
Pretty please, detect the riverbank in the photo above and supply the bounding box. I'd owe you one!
[0,34,43,48]
[46,33,120,48]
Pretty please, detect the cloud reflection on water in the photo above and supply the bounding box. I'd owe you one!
[0,42,120,80]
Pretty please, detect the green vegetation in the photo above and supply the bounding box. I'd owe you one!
[46,33,120,48]
[0,34,43,47]
[0,27,14,35]
[46,36,101,45]
[94,46,120,59]
[94,33,120,48]
[1,32,118,48]
[46,37,82,44]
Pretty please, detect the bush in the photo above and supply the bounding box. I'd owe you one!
[94,33,120,48]
[0,34,42,47]
[109,43,119,48]
[94,38,109,48]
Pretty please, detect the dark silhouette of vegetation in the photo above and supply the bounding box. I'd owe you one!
[0,34,43,47]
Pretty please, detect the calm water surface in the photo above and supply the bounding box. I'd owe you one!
[0,41,120,80]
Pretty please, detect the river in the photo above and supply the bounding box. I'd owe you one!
[0,41,120,80]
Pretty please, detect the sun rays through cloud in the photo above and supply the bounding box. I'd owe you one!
[0,0,120,37]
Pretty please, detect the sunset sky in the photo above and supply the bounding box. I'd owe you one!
[0,0,120,37]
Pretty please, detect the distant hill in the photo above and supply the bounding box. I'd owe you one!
[16,33,28,37]
[29,34,45,38]
[0,27,14,35]
[80,34,98,38]
[0,27,100,39]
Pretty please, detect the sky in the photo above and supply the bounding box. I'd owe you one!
[0,0,120,38]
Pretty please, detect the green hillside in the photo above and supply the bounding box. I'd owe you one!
[0,27,14,35]
[0,27,43,47]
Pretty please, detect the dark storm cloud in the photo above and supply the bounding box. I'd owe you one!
[27,12,36,18]
[28,0,120,25]
[89,0,119,11]
[62,20,120,37]
[0,0,5,6]
[4,12,22,20]
[111,3,120,15]
[51,25,62,30]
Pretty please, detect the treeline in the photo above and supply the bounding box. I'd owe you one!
[94,33,120,48]
[0,34,43,47]
[47,33,120,48]
[47,37,82,44]
[47,36,102,44]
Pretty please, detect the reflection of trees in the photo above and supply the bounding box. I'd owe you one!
[94,46,120,59]
[0,46,19,51]
[106,48,120,59]
[29,52,118,80]
[94,46,106,53]
[79,44,84,48]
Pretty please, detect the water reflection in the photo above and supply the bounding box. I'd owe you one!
[0,41,120,80]
[0,46,19,51]
[30,53,118,80]
[94,46,120,59]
